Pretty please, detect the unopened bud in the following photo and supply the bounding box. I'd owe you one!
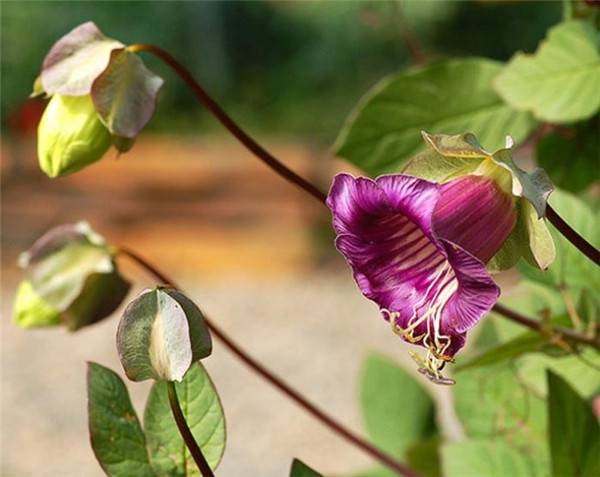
[37,94,111,177]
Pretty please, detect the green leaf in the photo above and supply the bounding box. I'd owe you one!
[518,348,600,399]
[406,439,441,477]
[536,119,600,193]
[456,332,550,371]
[12,280,61,328]
[352,468,396,477]
[334,58,537,176]
[360,353,436,458]
[443,440,543,477]
[87,362,154,477]
[518,189,600,293]
[290,459,323,477]
[117,288,212,382]
[453,363,548,457]
[144,363,226,475]
[547,370,600,477]
[41,21,123,96]
[92,49,163,139]
[495,20,600,122]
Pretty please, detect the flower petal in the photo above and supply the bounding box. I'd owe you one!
[328,173,499,360]
[433,175,516,263]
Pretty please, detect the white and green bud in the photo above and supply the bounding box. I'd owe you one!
[117,287,212,383]
[15,222,130,331]
[33,21,164,177]
[37,94,112,177]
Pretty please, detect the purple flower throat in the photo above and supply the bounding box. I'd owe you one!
[327,173,516,383]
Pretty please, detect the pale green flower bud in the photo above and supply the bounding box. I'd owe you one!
[37,94,111,177]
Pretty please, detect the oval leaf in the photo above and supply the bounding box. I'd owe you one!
[547,370,600,477]
[87,362,155,477]
[335,58,537,176]
[443,440,543,477]
[92,49,163,138]
[144,362,226,474]
[41,21,123,96]
[495,20,600,123]
[360,353,436,458]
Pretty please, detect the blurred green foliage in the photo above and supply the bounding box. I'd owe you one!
[1,0,559,142]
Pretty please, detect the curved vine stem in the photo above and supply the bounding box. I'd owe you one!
[493,303,600,351]
[545,204,600,266]
[119,247,422,477]
[166,381,215,477]
[130,42,600,267]
[127,43,327,205]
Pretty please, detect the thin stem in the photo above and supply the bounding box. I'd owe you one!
[128,43,327,205]
[390,0,427,64]
[166,381,215,477]
[492,303,600,351]
[119,247,421,477]
[129,43,600,267]
[545,204,600,266]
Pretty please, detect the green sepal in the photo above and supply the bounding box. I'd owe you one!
[41,21,123,96]
[92,48,163,139]
[117,287,212,382]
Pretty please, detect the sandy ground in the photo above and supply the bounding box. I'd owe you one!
[2,274,463,477]
[1,135,461,476]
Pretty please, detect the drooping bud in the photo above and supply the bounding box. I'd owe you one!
[433,174,517,263]
[37,94,111,177]
[34,21,163,176]
[117,287,212,382]
[16,222,130,331]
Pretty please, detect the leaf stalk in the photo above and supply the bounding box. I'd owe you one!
[166,381,215,477]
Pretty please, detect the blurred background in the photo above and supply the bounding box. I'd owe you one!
[1,1,561,476]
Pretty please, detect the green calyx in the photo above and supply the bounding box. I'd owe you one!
[403,131,555,272]
[37,94,112,178]
[117,287,212,383]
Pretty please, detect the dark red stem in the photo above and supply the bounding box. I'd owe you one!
[129,43,327,205]
[167,382,215,477]
[545,204,600,266]
[119,247,421,477]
